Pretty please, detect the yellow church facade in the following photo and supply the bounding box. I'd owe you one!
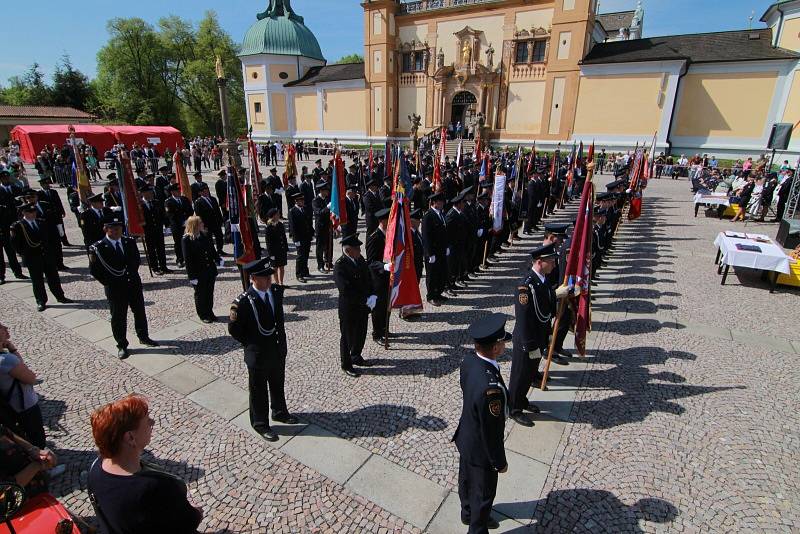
[240,0,800,158]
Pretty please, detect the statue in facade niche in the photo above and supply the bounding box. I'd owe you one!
[461,39,472,65]
[408,113,422,139]
[485,43,495,69]
[437,48,445,69]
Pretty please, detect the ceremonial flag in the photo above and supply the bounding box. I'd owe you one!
[173,148,192,199]
[384,156,422,308]
[385,141,393,180]
[227,165,257,265]
[368,144,374,184]
[643,133,657,180]
[456,137,463,169]
[68,127,92,205]
[628,145,646,220]
[330,151,348,228]
[479,153,489,181]
[439,127,447,167]
[562,144,595,356]
[284,143,297,188]
[248,140,262,197]
[526,144,536,176]
[491,170,506,233]
[117,151,145,236]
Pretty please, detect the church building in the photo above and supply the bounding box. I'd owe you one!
[240,0,800,157]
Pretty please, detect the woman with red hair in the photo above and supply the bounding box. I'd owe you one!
[87,395,202,533]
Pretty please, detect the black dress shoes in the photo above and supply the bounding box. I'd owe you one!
[342,367,361,378]
[272,413,299,425]
[255,427,279,442]
[36,304,46,312]
[552,354,570,366]
[461,516,500,528]
[510,411,534,427]
[524,401,541,414]
[15,272,28,280]
[138,337,160,347]
[117,348,130,360]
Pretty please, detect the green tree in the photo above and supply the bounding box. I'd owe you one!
[52,55,93,110]
[335,53,364,64]
[1,63,53,106]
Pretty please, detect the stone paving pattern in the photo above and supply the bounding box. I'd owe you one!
[2,163,798,532]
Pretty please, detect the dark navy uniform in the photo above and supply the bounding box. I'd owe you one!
[288,196,313,280]
[312,190,332,271]
[228,259,295,440]
[454,313,510,533]
[165,187,194,266]
[80,201,110,249]
[88,221,153,356]
[182,232,220,322]
[140,192,169,273]
[509,250,556,419]
[333,234,373,376]
[193,190,225,253]
[10,209,68,308]
[365,214,389,342]
[362,185,382,235]
[422,196,448,302]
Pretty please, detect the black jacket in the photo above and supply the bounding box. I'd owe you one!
[312,195,331,238]
[264,221,288,265]
[193,196,223,231]
[140,199,166,234]
[88,236,142,288]
[362,190,382,230]
[228,285,288,367]
[445,207,467,252]
[366,228,389,294]
[80,207,110,245]
[257,193,275,223]
[10,218,53,266]
[512,271,555,354]
[165,195,194,230]
[333,254,372,309]
[452,353,507,471]
[37,189,65,219]
[182,233,219,280]
[422,208,448,259]
[288,205,313,243]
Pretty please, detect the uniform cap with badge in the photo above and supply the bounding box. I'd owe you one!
[544,223,570,236]
[529,242,558,260]
[244,257,275,277]
[467,313,512,344]
[341,233,363,248]
[103,213,125,227]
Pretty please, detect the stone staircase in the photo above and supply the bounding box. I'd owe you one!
[443,138,475,159]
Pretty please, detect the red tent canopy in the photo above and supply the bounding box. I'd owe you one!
[11,124,116,163]
[107,126,184,153]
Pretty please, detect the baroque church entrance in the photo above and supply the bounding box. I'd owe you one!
[450,91,477,127]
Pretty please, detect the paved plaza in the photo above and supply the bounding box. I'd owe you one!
[1,164,798,533]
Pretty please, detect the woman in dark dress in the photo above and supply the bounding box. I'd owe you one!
[88,395,202,534]
[264,208,288,285]
[182,215,221,323]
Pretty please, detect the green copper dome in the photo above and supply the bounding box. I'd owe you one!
[240,0,325,60]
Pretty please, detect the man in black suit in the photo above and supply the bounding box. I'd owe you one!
[311,159,325,182]
[446,191,468,293]
[312,181,332,272]
[89,214,159,359]
[194,183,225,254]
[366,208,390,344]
[10,204,72,311]
[288,193,313,282]
[284,175,300,240]
[257,181,276,224]
[266,168,284,217]
[214,169,228,220]
[164,183,194,267]
[228,258,298,442]
[453,313,510,532]
[333,233,375,377]
[103,177,123,210]
[508,243,571,427]
[190,171,205,202]
[342,186,360,237]
[140,185,170,274]
[0,171,25,283]
[23,188,67,271]
[299,173,315,208]
[362,179,382,235]
[155,166,171,203]
[36,177,71,246]
[80,193,110,250]
[474,192,492,270]
[422,192,449,305]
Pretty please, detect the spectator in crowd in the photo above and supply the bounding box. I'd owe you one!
[88,395,203,534]
[0,322,47,449]
[0,423,57,497]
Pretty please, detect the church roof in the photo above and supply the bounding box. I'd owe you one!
[582,28,799,65]
[284,63,365,87]
[240,0,324,60]
[596,10,635,34]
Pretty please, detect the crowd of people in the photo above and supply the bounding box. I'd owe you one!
[0,130,792,532]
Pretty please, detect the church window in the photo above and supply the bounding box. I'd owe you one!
[515,39,547,64]
[532,40,547,62]
[515,42,529,64]
[402,51,426,73]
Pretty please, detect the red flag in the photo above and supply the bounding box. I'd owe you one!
[432,158,442,190]
[384,156,422,308]
[526,144,535,176]
[330,151,348,228]
[227,165,257,265]
[173,148,192,199]
[284,144,297,189]
[118,151,145,236]
[248,140,262,196]
[562,166,595,356]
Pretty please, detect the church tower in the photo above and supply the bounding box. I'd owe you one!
[239,0,326,140]
[541,0,596,141]
[362,0,399,139]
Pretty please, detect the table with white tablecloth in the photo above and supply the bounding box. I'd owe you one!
[693,192,730,217]
[713,232,792,292]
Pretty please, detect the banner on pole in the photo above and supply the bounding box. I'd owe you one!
[491,171,506,234]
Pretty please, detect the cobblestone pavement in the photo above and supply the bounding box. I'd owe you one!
[533,178,800,533]
[3,164,798,532]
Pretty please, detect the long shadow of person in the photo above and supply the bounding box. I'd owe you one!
[528,490,678,533]
[294,403,447,439]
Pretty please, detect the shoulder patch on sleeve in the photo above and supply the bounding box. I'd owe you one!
[518,288,529,306]
[488,399,502,417]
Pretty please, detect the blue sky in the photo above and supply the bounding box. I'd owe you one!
[1,0,779,84]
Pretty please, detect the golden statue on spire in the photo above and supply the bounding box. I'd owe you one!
[215,55,224,79]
